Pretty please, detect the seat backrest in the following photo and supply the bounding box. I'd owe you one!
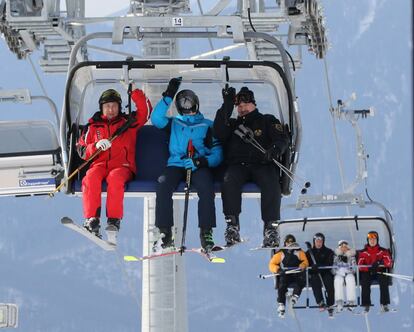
[135,125,169,181]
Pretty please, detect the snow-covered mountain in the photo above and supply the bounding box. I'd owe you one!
[0,1,412,331]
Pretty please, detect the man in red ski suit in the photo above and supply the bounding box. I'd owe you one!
[357,230,393,313]
[77,87,152,235]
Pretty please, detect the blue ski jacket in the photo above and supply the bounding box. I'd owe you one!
[151,96,223,168]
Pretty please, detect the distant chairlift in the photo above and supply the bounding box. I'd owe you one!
[61,59,298,197]
[273,98,396,309]
[0,89,63,196]
[0,303,18,329]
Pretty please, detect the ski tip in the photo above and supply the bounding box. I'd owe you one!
[61,217,72,224]
[210,257,225,263]
[124,255,141,262]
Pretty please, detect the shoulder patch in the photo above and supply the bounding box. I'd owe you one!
[254,129,262,137]
[274,123,283,132]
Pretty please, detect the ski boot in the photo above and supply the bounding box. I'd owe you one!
[262,221,279,248]
[224,215,241,246]
[347,301,356,312]
[318,301,326,312]
[160,227,175,250]
[328,306,334,319]
[336,300,344,313]
[277,303,285,318]
[291,294,299,306]
[200,228,215,253]
[288,7,301,15]
[363,305,370,314]
[83,217,101,237]
[105,218,121,232]
[380,304,390,313]
[106,218,120,244]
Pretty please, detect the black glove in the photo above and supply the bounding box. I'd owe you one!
[311,264,319,273]
[162,77,182,98]
[338,255,347,263]
[264,145,281,162]
[222,85,236,104]
[369,261,380,274]
[278,268,286,276]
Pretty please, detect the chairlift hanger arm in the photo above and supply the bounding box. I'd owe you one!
[112,15,245,44]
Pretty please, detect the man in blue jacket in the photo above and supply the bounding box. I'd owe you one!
[151,77,223,252]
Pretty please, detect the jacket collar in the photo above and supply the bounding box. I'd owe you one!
[90,111,124,123]
[176,112,204,124]
[237,109,260,123]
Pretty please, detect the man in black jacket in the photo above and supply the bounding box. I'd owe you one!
[306,232,335,316]
[213,86,289,247]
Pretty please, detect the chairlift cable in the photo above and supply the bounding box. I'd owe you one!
[322,57,351,213]
[364,311,372,332]
[114,251,142,309]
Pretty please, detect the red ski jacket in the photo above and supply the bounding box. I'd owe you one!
[77,89,152,174]
[357,244,393,272]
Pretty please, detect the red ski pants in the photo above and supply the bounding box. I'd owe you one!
[82,165,132,219]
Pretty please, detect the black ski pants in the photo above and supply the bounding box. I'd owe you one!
[155,166,216,229]
[221,163,281,222]
[309,271,335,306]
[360,272,390,306]
[277,272,306,305]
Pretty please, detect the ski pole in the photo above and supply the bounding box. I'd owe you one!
[180,139,195,255]
[377,272,414,282]
[259,269,303,279]
[235,125,311,194]
[49,115,135,197]
[305,241,329,303]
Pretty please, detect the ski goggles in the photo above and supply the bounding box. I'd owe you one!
[367,232,378,239]
[338,240,349,247]
[313,235,324,241]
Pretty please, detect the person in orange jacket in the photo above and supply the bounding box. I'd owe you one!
[269,234,309,318]
[77,86,152,236]
[358,230,393,313]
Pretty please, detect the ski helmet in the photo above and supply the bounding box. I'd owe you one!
[338,240,349,247]
[175,89,199,115]
[313,232,325,245]
[284,234,296,245]
[235,87,256,106]
[99,89,122,111]
[367,231,379,244]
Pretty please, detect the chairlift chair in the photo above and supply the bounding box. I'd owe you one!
[272,193,396,309]
[61,59,298,197]
[0,89,63,196]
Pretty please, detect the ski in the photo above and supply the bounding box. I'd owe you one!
[186,247,226,263]
[61,217,116,251]
[250,245,301,251]
[124,245,225,263]
[378,307,397,314]
[105,226,118,245]
[214,238,249,251]
[124,248,181,262]
[287,294,296,318]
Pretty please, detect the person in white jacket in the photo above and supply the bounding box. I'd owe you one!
[333,240,357,312]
